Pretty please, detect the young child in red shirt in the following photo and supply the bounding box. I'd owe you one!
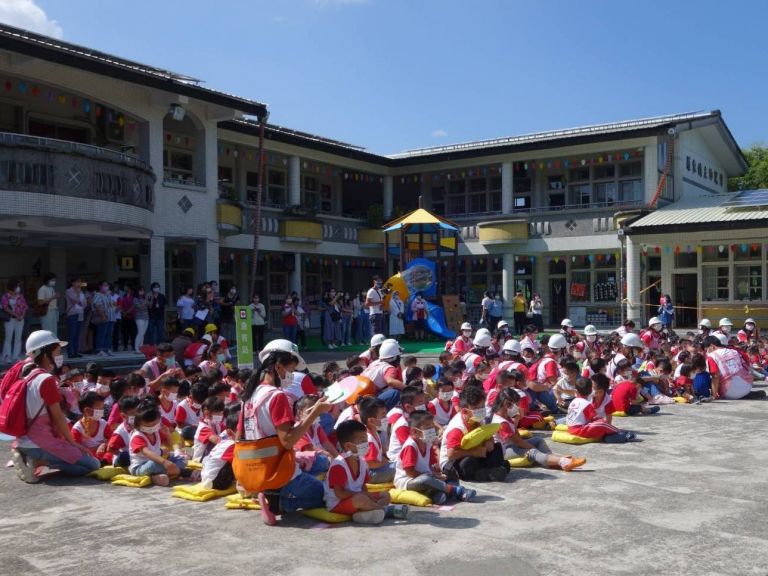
[192,396,225,462]
[293,394,339,476]
[323,420,394,524]
[200,412,238,490]
[71,392,113,464]
[107,395,141,468]
[590,373,615,422]
[394,410,475,504]
[566,378,636,443]
[386,386,427,463]
[428,378,457,427]
[359,396,395,484]
[612,376,660,416]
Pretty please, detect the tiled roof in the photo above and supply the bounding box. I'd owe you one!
[629,192,768,229]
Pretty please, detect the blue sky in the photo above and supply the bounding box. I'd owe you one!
[4,0,767,154]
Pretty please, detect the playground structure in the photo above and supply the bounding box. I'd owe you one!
[380,199,461,339]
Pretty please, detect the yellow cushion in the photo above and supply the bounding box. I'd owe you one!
[555,424,568,432]
[530,421,550,430]
[172,483,237,502]
[507,456,533,468]
[302,508,351,523]
[185,460,203,471]
[543,415,555,423]
[389,488,432,507]
[518,429,533,439]
[170,430,182,448]
[111,474,152,488]
[673,396,688,404]
[88,466,127,481]
[551,430,600,445]
[365,482,395,493]
[460,423,501,450]
[612,411,628,417]
[224,494,261,510]
[184,440,193,448]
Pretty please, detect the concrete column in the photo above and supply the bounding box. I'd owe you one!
[625,234,642,324]
[288,155,301,206]
[195,239,219,287]
[149,236,166,292]
[383,176,394,219]
[501,161,513,214]
[290,252,302,296]
[102,246,117,283]
[235,148,247,202]
[502,253,515,320]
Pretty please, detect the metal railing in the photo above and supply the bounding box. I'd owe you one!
[446,198,644,221]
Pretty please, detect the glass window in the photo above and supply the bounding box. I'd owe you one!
[594,271,618,302]
[514,196,531,209]
[734,244,762,261]
[702,246,729,262]
[569,184,590,205]
[594,182,616,204]
[449,181,465,195]
[548,259,566,275]
[470,193,486,213]
[702,266,729,301]
[469,178,486,193]
[735,265,762,300]
[619,162,642,178]
[448,195,465,214]
[549,192,565,208]
[490,176,502,190]
[569,167,590,182]
[570,271,590,302]
[593,164,615,180]
[674,253,698,268]
[572,255,590,269]
[489,190,501,212]
[619,180,642,202]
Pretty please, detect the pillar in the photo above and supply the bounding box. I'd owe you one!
[195,239,219,287]
[149,236,166,292]
[502,253,515,320]
[501,161,513,214]
[534,255,549,324]
[102,246,117,283]
[288,155,301,206]
[625,234,641,324]
[383,175,394,219]
[290,252,302,296]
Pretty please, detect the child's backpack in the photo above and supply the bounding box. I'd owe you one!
[0,368,47,437]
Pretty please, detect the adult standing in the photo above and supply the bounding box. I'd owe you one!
[147,282,167,345]
[1,279,27,364]
[220,286,240,345]
[111,285,123,353]
[365,275,385,336]
[282,295,298,344]
[340,293,353,347]
[92,281,115,357]
[352,291,364,345]
[294,297,307,351]
[657,294,674,331]
[37,274,59,337]
[388,291,405,340]
[194,285,215,332]
[490,293,504,333]
[513,290,527,336]
[119,284,136,353]
[323,289,342,349]
[249,293,267,352]
[65,278,86,359]
[240,339,331,525]
[11,330,100,482]
[176,286,196,331]
[133,286,149,353]
[480,291,493,328]
[529,293,544,332]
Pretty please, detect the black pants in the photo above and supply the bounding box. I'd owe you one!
[444,443,508,481]
[212,462,235,490]
[513,312,527,335]
[296,327,306,348]
[121,318,136,350]
[251,324,265,352]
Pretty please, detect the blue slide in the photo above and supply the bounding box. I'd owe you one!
[406,296,455,339]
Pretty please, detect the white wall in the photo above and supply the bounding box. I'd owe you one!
[677,129,727,198]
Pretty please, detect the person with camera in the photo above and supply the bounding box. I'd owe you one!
[389,290,405,341]
[323,289,342,349]
[365,276,385,337]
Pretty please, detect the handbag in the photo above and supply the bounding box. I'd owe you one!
[0,307,10,322]
[232,387,296,493]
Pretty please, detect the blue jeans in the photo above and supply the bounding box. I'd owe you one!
[369,313,383,337]
[378,387,401,411]
[66,315,82,356]
[341,316,352,345]
[278,471,325,513]
[22,447,99,476]
[130,455,187,476]
[147,317,164,345]
[530,390,558,413]
[95,321,114,353]
[360,311,371,343]
[282,324,297,344]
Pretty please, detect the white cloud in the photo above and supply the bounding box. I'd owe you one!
[432,129,447,138]
[0,0,62,38]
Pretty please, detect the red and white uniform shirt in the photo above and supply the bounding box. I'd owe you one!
[323,455,369,511]
[192,419,224,461]
[364,428,386,465]
[394,437,438,489]
[640,329,661,351]
[450,336,472,358]
[129,429,163,469]
[107,422,133,453]
[536,355,559,384]
[362,359,401,391]
[427,397,456,426]
[565,397,596,429]
[491,413,516,446]
[175,398,200,429]
[200,438,234,489]
[159,399,178,428]
[386,415,411,462]
[438,413,471,470]
[282,372,319,404]
[591,393,615,419]
[71,419,113,450]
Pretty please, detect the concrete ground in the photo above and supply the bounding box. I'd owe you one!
[1,363,767,575]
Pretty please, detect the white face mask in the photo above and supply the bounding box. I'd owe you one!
[721,326,731,334]
[167,392,178,402]
[377,419,388,432]
[91,409,104,420]
[211,415,223,425]
[652,324,662,332]
[141,423,161,434]
[281,370,294,388]
[586,335,597,343]
[507,405,520,419]
[48,280,56,287]
[96,384,110,394]
[127,415,135,426]
[191,402,202,411]
[439,391,453,402]
[746,323,755,331]
[413,404,426,412]
[54,355,64,368]
[471,408,486,423]
[420,428,437,444]
[355,442,369,458]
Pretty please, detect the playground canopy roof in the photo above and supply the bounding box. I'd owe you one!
[383,208,460,233]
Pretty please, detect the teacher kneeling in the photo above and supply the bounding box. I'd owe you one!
[11,331,100,483]
[238,339,331,525]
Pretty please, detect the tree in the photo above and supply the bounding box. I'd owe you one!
[729,144,768,191]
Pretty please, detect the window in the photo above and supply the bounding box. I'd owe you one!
[593,182,616,204]
[735,265,762,300]
[569,183,591,205]
[470,193,486,213]
[702,266,729,301]
[431,185,445,214]
[514,195,531,209]
[703,246,729,262]
[594,271,618,302]
[303,175,319,210]
[320,183,333,212]
[163,149,195,183]
[548,175,565,207]
[568,167,590,182]
[619,162,642,178]
[619,180,642,202]
[734,244,762,261]
[593,165,615,180]
[0,103,21,132]
[570,271,590,302]
[674,253,698,268]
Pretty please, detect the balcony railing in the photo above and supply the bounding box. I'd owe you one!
[447,198,644,221]
[0,131,155,210]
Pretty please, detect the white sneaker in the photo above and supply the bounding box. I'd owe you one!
[97,351,108,357]
[352,509,386,524]
[11,449,39,484]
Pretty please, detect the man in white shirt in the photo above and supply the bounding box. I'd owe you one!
[365,275,385,336]
[176,287,196,330]
[37,274,59,337]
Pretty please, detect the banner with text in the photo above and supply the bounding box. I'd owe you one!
[235,305,254,369]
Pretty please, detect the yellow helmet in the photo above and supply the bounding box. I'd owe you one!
[204,323,218,334]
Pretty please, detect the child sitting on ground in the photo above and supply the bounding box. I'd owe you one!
[394,410,475,503]
[176,381,208,441]
[428,378,457,427]
[107,395,141,468]
[192,396,225,462]
[294,395,339,476]
[691,353,713,403]
[359,396,395,484]
[323,420,394,524]
[422,364,437,399]
[71,392,113,464]
[386,386,427,462]
[590,373,615,422]
[130,398,191,486]
[439,386,510,482]
[492,388,586,471]
[554,361,580,411]
[107,373,144,427]
[672,364,695,402]
[567,378,636,443]
[200,412,238,490]
[612,375,660,416]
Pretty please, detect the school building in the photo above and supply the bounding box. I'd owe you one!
[0,22,758,331]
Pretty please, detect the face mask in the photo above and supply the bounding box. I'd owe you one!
[355,442,369,458]
[376,419,388,433]
[746,323,755,331]
[48,280,56,287]
[96,384,110,394]
[652,325,662,332]
[191,402,202,411]
[281,370,294,388]
[420,428,437,444]
[217,354,226,363]
[471,408,486,423]
[721,326,731,334]
[413,404,426,412]
[508,405,520,419]
[91,409,104,420]
[211,415,223,425]
[586,335,597,343]
[54,354,64,368]
[439,391,453,402]
[164,357,176,368]
[14,287,20,294]
[127,415,135,426]
[375,282,382,289]
[462,331,472,338]
[167,392,178,402]
[152,287,159,293]
[141,423,161,434]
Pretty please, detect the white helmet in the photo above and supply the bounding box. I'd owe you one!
[719,317,733,328]
[548,333,568,350]
[648,316,662,328]
[497,319,509,330]
[716,333,729,346]
[26,330,67,358]
[370,334,386,348]
[502,339,522,355]
[745,318,756,325]
[561,318,573,328]
[620,333,643,349]
[583,324,598,336]
[460,322,472,332]
[699,318,711,329]
[379,339,402,360]
[476,327,491,339]
[258,339,306,371]
[473,332,493,348]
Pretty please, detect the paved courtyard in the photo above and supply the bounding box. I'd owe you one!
[0,362,767,576]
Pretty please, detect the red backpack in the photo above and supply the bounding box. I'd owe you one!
[0,367,47,437]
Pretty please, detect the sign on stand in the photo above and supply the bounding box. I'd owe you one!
[235,306,254,369]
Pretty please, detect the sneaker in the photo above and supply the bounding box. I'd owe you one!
[693,397,702,405]
[647,406,661,414]
[106,350,114,357]
[432,492,448,505]
[257,492,277,526]
[562,457,587,472]
[152,474,170,487]
[454,485,476,502]
[96,351,108,357]
[384,504,409,519]
[488,466,509,482]
[353,509,386,524]
[700,396,713,403]
[745,390,767,400]
[11,449,39,484]
[625,432,637,442]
